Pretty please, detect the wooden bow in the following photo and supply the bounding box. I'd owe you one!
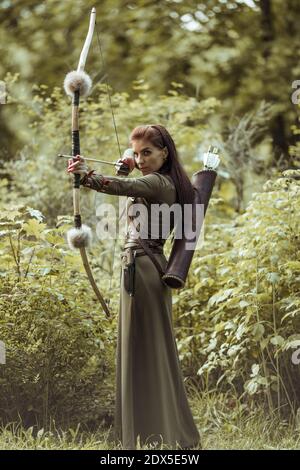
[63,7,110,318]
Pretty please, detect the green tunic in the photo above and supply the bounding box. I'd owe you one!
[81,171,201,450]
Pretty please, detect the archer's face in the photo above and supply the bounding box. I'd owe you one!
[131,139,168,176]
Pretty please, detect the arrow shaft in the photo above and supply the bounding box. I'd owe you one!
[58,153,123,167]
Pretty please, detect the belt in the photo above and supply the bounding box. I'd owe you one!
[120,246,163,261]
[122,239,164,255]
[120,242,165,297]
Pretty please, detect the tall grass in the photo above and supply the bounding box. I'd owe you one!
[1,392,299,450]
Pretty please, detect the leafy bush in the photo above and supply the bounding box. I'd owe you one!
[174,169,300,416]
[0,205,118,429]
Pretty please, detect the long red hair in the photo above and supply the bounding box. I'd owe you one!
[129,124,194,207]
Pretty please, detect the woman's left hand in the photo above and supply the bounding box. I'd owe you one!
[67,155,89,176]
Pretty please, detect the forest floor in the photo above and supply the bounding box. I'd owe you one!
[1,390,299,450]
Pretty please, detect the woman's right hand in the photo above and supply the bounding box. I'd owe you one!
[115,149,136,176]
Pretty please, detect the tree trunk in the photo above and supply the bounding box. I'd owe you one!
[259,0,289,163]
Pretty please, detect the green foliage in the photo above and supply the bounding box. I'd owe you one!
[174,169,300,414]
[1,80,219,226]
[1,0,298,163]
[0,205,118,428]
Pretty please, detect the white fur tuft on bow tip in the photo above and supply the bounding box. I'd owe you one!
[67,224,93,250]
[64,70,92,98]
[63,7,96,98]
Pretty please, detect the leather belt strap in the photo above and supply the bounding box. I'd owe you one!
[135,236,165,278]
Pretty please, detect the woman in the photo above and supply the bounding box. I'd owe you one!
[67,124,201,450]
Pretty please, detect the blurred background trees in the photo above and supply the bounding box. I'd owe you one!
[1,0,300,165]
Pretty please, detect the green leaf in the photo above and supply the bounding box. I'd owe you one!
[251,363,260,377]
[266,272,280,284]
[27,208,45,222]
[284,340,300,350]
[22,219,46,239]
[208,288,235,307]
[252,323,265,341]
[245,380,258,395]
[270,335,284,347]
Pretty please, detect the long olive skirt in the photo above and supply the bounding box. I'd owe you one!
[112,251,201,450]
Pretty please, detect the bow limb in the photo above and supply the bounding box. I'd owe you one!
[64,7,110,318]
[78,7,96,72]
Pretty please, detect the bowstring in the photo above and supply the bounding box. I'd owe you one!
[95,20,122,160]
[94,20,125,297]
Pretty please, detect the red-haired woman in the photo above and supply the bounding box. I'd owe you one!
[67,124,202,450]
